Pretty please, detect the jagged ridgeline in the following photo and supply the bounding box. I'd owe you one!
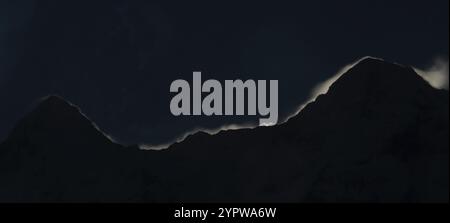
[0,58,448,202]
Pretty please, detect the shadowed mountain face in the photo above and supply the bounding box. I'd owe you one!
[0,58,448,202]
[0,96,147,202]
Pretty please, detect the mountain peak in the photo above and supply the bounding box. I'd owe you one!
[354,56,386,66]
[354,57,402,67]
[287,58,448,132]
[38,95,73,108]
[33,95,83,118]
[326,58,434,104]
[5,95,115,147]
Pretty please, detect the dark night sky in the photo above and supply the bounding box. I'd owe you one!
[0,0,448,145]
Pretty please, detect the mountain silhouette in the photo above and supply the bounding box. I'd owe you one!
[0,58,448,202]
[0,96,146,202]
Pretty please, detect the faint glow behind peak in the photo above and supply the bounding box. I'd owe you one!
[414,57,449,90]
[140,56,448,151]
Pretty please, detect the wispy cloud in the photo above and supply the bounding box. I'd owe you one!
[414,57,449,90]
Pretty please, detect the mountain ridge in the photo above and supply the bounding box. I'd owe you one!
[0,58,448,202]
[1,57,445,149]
